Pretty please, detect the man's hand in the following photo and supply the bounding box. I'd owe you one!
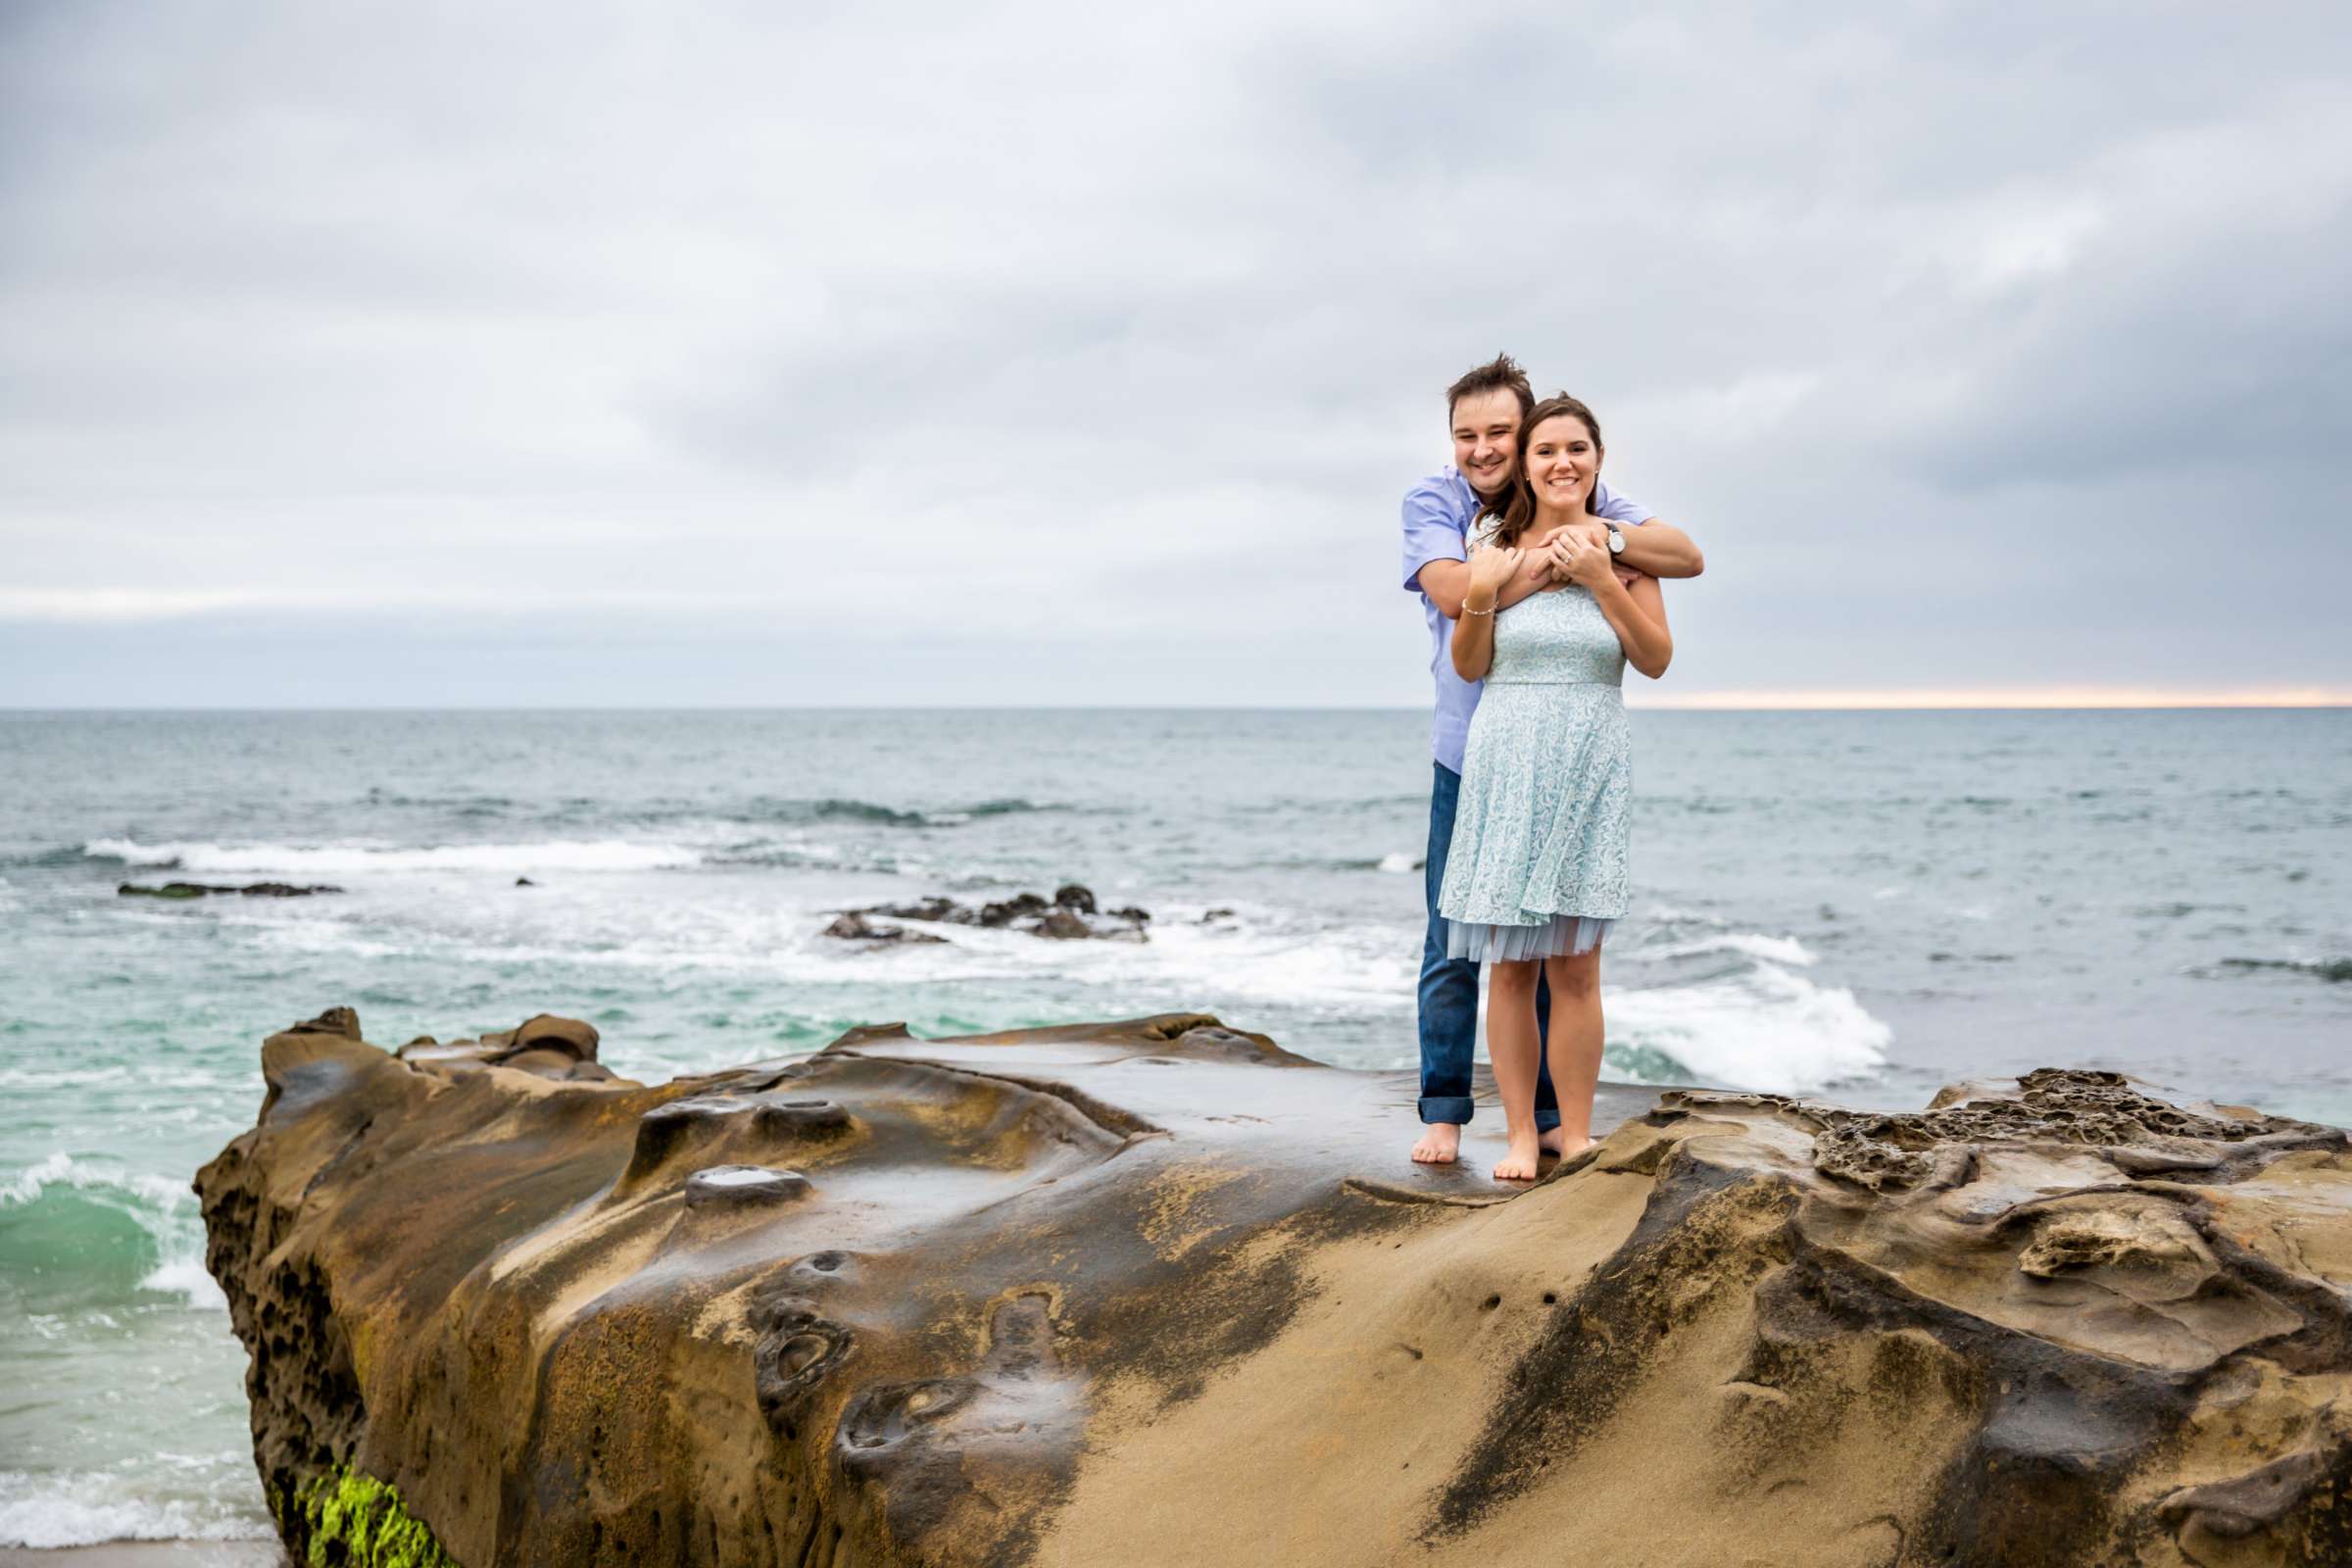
[1526,520,1612,584]
[1550,529,1616,591]
[1564,518,1613,554]
[1539,524,1646,590]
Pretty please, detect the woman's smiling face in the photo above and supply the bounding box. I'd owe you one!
[1524,411,1600,512]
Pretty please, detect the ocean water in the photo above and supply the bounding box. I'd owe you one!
[1,707,2347,1544]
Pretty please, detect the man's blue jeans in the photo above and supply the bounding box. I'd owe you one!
[1419,761,1559,1130]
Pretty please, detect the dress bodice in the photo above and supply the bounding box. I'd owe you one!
[1486,586,1626,687]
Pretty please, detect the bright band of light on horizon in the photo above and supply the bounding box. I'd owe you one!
[1631,688,2352,710]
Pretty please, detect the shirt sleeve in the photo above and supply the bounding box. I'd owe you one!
[1591,479,1649,526]
[1400,483,1466,594]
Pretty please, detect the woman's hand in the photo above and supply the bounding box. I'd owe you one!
[1465,543,1523,600]
[1547,529,1615,590]
[1451,545,1517,681]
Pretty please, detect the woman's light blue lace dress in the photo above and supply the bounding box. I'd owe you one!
[1437,574,1631,963]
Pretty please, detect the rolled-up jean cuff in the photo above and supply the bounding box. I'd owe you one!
[1418,1095,1474,1126]
[1418,1097,1561,1131]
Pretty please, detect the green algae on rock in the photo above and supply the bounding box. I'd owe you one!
[289,1465,460,1568]
[198,1007,2352,1567]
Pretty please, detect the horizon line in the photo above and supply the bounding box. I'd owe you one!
[3,693,2350,714]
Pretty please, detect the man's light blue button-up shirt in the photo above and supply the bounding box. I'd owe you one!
[1401,466,1647,774]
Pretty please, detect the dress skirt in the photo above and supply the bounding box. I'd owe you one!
[1437,680,1631,963]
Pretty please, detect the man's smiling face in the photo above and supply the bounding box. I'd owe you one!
[1450,387,1521,500]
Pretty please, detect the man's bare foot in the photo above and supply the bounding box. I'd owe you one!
[1410,1123,1462,1164]
[1494,1133,1543,1182]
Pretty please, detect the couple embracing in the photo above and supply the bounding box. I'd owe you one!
[1400,355,1705,1182]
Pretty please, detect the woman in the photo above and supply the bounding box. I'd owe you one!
[1437,394,1673,1182]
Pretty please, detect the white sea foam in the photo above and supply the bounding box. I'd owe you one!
[126,867,1882,1103]
[1607,961,1891,1094]
[218,885,1426,1014]
[0,1471,270,1547]
[1140,913,1421,1009]
[1629,931,1818,966]
[767,906,1423,1011]
[1375,852,1419,874]
[0,1065,229,1091]
[138,1256,229,1307]
[85,836,703,874]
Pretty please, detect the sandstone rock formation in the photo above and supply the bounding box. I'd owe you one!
[393,1011,616,1082]
[198,1010,2352,1567]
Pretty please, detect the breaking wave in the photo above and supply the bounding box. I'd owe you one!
[0,1474,273,1548]
[0,1152,222,1311]
[1606,960,1890,1095]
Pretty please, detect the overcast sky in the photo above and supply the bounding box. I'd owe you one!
[3,1,2347,707]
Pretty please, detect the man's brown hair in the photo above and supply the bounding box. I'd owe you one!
[1446,353,1536,424]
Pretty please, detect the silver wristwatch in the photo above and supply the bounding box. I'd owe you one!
[1606,526,1626,555]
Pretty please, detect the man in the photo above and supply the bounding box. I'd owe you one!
[1401,354,1705,1166]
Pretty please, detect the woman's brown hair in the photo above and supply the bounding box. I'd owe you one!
[1477,393,1604,548]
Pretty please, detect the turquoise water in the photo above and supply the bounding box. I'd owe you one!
[2,708,2347,1544]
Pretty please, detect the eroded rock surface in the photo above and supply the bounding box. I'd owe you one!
[198,1016,2352,1567]
[392,1010,615,1081]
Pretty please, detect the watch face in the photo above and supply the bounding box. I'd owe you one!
[1608,528,1626,554]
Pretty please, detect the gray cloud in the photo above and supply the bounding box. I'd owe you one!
[2,0,2346,705]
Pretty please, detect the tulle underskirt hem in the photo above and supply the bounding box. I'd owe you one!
[1445,912,1613,964]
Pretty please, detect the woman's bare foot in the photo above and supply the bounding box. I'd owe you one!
[1494,1132,1543,1182]
[1552,1135,1597,1161]
[1410,1123,1462,1164]
[1539,1127,1565,1156]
